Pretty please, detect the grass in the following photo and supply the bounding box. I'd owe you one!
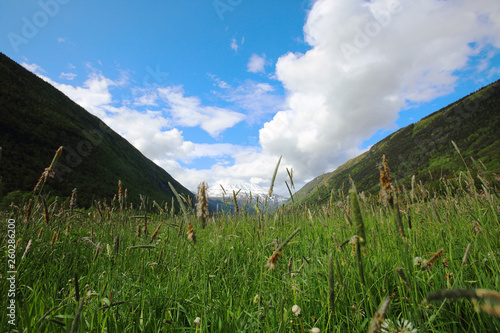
[1,161,500,332]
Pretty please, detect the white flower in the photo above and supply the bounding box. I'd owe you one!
[292,304,302,317]
[310,328,320,333]
[193,317,201,326]
[413,257,423,266]
[86,290,98,297]
[381,318,417,333]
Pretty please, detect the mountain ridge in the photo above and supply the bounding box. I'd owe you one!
[0,52,194,208]
[292,79,500,206]
[207,180,288,210]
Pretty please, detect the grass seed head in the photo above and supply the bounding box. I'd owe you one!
[187,224,196,244]
[151,223,163,243]
[114,236,120,255]
[422,248,444,271]
[196,182,209,228]
[70,188,78,210]
[21,239,32,260]
[37,227,44,239]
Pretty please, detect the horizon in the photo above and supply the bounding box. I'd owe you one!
[2,0,500,196]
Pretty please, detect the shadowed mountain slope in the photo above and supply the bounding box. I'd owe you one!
[0,53,194,208]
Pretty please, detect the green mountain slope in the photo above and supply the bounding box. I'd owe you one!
[293,80,500,206]
[0,53,194,208]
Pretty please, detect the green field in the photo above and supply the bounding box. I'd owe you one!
[1,156,500,333]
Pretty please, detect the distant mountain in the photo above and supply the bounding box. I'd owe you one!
[293,79,500,206]
[0,53,194,208]
[207,180,288,212]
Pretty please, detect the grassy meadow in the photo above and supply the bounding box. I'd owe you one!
[1,152,500,332]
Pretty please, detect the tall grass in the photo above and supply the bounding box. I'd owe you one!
[1,153,499,332]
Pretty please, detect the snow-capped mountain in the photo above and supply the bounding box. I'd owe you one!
[206,180,288,207]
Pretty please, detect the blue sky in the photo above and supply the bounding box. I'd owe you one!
[1,0,500,195]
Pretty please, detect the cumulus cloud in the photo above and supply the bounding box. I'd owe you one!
[23,67,115,119]
[19,0,500,196]
[259,0,500,186]
[210,78,285,124]
[247,54,267,73]
[158,86,246,137]
[133,90,158,106]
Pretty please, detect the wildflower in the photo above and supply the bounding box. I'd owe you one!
[413,257,422,266]
[194,317,201,325]
[381,318,417,333]
[292,304,302,317]
[253,294,260,304]
[310,328,320,333]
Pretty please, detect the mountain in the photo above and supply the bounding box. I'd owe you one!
[207,180,288,212]
[0,53,194,208]
[293,80,500,206]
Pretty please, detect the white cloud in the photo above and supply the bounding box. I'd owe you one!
[210,78,285,124]
[21,64,115,119]
[19,0,500,197]
[247,54,267,73]
[231,37,245,52]
[21,62,44,73]
[257,0,500,185]
[59,72,77,80]
[158,86,245,137]
[50,73,115,118]
[20,61,257,192]
[231,38,239,52]
[153,149,284,194]
[133,90,158,106]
